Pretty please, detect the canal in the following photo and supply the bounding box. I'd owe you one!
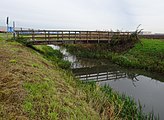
[49,45,164,119]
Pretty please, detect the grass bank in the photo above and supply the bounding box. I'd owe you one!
[32,45,71,69]
[0,34,158,119]
[65,39,164,73]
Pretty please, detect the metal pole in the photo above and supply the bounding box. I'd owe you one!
[6,17,9,40]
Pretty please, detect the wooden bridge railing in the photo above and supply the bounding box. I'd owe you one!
[14,30,131,44]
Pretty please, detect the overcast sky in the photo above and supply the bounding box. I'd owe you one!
[0,0,164,33]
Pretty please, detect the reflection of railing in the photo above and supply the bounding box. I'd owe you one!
[77,71,126,82]
[73,67,127,82]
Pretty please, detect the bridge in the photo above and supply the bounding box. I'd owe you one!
[14,30,131,45]
[14,29,164,45]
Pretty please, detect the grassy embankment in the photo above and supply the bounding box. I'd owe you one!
[0,34,157,119]
[65,39,164,73]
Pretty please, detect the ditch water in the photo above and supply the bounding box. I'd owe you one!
[49,45,164,119]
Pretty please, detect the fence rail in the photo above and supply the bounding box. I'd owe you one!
[14,30,131,45]
[14,30,164,45]
[75,70,127,82]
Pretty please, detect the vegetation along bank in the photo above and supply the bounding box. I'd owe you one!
[0,34,158,119]
[65,39,164,74]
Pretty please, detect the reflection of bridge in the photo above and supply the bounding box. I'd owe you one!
[72,66,127,82]
[14,30,131,45]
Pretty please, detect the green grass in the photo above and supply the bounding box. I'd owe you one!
[0,37,100,119]
[0,33,13,40]
[28,44,158,119]
[115,39,164,72]
[32,45,71,69]
[126,39,164,62]
[9,59,17,63]
[65,39,164,73]
[0,34,159,119]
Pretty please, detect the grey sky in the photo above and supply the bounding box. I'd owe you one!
[0,0,164,33]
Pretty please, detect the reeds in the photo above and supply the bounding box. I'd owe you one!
[78,81,159,120]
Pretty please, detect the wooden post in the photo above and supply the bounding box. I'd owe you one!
[48,31,50,41]
[108,32,110,43]
[90,32,91,40]
[32,30,35,41]
[79,31,81,40]
[128,32,130,39]
[57,32,59,40]
[13,21,16,40]
[69,31,70,40]
[87,31,88,43]
[62,31,63,40]
[44,31,46,41]
[74,31,76,44]
[98,31,100,43]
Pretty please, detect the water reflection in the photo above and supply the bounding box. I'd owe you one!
[73,66,126,81]
[73,66,141,87]
[73,65,164,119]
[49,45,164,119]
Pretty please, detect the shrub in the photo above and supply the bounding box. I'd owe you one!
[15,37,33,47]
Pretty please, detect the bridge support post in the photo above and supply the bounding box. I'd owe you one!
[108,32,110,43]
[48,32,50,41]
[69,31,70,40]
[98,31,100,43]
[74,31,76,44]
[44,31,46,41]
[32,30,34,41]
[87,31,88,43]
